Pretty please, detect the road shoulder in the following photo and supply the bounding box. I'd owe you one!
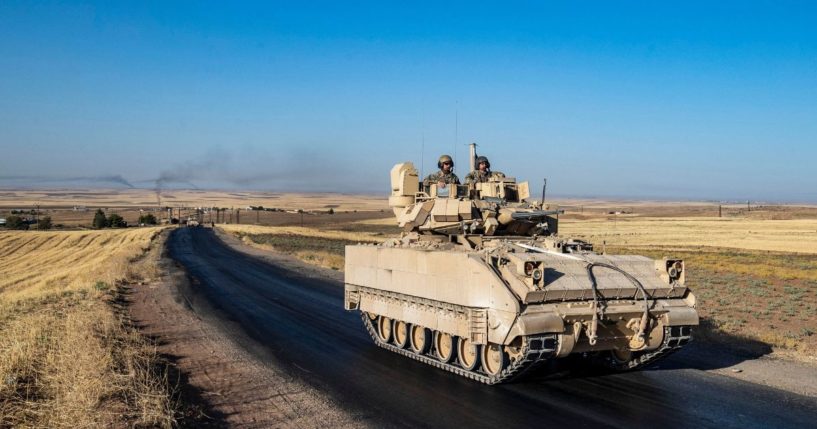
[127,228,362,428]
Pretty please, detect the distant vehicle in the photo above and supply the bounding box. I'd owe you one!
[0,218,6,226]
[343,145,698,384]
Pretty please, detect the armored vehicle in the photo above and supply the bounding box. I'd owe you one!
[344,146,698,384]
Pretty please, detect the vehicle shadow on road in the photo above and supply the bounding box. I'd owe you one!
[522,320,774,383]
[661,318,775,371]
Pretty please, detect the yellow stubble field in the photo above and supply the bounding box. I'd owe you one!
[0,228,174,428]
[559,217,817,254]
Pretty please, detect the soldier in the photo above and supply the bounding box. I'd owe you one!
[465,155,498,184]
[423,154,460,190]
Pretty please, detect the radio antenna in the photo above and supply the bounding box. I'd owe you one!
[421,132,425,179]
[454,100,459,169]
[421,106,425,178]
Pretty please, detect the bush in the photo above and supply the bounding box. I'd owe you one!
[92,209,107,229]
[5,215,29,230]
[37,216,52,230]
[107,214,127,228]
[138,213,157,225]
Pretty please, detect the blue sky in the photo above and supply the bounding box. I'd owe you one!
[1,1,815,201]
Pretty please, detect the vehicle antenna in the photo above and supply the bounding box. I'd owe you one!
[421,133,425,179]
[421,107,425,179]
[454,100,458,170]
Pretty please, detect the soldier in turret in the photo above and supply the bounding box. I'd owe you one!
[423,154,460,191]
[465,155,503,184]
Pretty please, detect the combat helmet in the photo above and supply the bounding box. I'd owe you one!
[438,154,454,169]
[476,156,490,169]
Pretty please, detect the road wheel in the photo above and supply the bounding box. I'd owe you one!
[457,337,481,371]
[434,331,456,363]
[481,343,508,376]
[376,316,393,343]
[410,325,431,354]
[393,320,410,348]
[505,342,524,364]
[612,348,633,363]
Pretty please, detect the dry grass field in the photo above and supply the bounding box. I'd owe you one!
[0,228,175,427]
[559,217,817,254]
[220,223,392,271]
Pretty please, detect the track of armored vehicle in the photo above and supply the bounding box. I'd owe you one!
[361,311,692,384]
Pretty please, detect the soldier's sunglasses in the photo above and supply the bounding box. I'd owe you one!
[442,161,451,165]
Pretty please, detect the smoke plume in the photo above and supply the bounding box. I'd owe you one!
[0,175,135,188]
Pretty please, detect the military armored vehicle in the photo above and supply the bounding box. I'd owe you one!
[344,145,698,384]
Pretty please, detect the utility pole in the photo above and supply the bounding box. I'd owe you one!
[236,208,240,224]
[256,209,259,224]
[718,205,722,218]
[747,200,750,212]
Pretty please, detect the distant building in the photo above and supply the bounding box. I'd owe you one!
[0,218,6,226]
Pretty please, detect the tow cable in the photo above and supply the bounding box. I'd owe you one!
[585,262,651,347]
[513,243,652,348]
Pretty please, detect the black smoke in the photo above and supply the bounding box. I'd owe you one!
[0,175,135,188]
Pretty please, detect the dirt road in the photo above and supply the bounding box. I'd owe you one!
[145,227,817,428]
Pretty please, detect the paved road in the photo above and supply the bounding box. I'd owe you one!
[167,227,817,428]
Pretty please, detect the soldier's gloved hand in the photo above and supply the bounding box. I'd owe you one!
[437,181,446,189]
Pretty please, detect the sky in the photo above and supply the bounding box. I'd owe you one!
[1,1,815,202]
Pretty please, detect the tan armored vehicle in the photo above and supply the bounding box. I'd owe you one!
[344,146,698,384]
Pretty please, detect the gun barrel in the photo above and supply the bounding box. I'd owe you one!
[510,210,563,220]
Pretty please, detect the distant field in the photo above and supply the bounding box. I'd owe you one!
[560,217,817,254]
[0,188,392,229]
[0,228,174,427]
[0,188,389,211]
[4,188,816,230]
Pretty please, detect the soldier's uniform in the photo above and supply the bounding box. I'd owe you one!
[465,170,491,184]
[423,171,460,188]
